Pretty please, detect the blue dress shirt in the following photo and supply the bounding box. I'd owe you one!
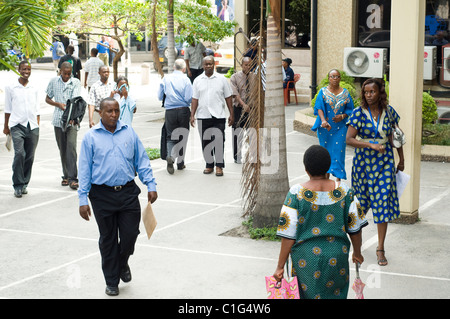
[78,120,157,206]
[158,70,193,109]
[96,40,109,54]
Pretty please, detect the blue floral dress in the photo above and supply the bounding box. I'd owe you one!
[312,88,354,180]
[277,183,368,299]
[347,105,401,223]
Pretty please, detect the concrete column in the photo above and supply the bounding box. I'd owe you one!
[389,0,426,223]
[316,0,356,80]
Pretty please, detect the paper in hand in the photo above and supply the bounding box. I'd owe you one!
[5,134,12,151]
[396,170,410,199]
[142,202,157,239]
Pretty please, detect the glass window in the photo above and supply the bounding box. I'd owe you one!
[283,0,311,49]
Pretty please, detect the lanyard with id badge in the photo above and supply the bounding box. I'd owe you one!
[368,108,381,144]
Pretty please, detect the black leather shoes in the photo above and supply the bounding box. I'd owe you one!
[120,265,132,283]
[167,156,174,175]
[14,189,22,198]
[105,285,119,296]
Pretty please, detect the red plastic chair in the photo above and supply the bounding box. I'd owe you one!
[284,73,301,106]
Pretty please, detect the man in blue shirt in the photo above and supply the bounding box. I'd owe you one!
[78,97,157,296]
[96,36,110,66]
[50,37,64,73]
[158,59,193,174]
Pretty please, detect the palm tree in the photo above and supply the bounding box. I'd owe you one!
[167,0,175,74]
[0,0,55,71]
[242,0,289,228]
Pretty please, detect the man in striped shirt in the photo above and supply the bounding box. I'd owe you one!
[45,62,81,190]
[88,65,114,128]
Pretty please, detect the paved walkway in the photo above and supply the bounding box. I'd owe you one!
[0,65,449,299]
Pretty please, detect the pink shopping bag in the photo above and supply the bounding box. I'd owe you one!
[265,276,300,299]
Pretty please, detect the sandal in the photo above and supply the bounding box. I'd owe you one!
[61,179,69,186]
[69,181,79,190]
[376,248,388,266]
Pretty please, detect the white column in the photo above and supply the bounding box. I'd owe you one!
[389,0,426,223]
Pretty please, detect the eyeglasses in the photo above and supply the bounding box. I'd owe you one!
[329,75,341,79]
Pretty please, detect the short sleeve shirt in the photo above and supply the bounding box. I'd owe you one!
[184,42,206,69]
[46,76,81,127]
[192,72,232,119]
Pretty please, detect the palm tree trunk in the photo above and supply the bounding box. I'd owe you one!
[167,0,175,74]
[252,10,289,228]
[151,0,164,77]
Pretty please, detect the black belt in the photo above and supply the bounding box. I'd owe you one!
[166,106,189,111]
[94,180,134,192]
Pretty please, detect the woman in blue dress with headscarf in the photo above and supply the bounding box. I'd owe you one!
[312,69,354,181]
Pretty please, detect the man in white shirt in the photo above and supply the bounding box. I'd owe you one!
[190,56,233,176]
[88,65,114,127]
[84,48,104,91]
[184,37,206,83]
[3,61,40,198]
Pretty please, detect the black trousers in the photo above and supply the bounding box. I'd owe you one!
[89,181,141,287]
[197,117,226,169]
[54,126,78,183]
[188,68,203,83]
[165,107,190,166]
[10,124,39,191]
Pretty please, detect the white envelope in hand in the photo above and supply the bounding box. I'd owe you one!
[396,170,410,199]
[5,134,12,151]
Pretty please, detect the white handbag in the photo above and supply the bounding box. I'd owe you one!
[386,107,406,148]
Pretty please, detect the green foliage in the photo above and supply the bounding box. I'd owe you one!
[422,92,438,124]
[242,217,280,241]
[0,0,58,71]
[175,0,236,43]
[422,123,450,146]
[310,70,360,109]
[145,148,161,161]
[63,0,149,40]
[224,67,235,79]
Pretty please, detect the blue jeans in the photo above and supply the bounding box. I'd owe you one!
[10,124,39,191]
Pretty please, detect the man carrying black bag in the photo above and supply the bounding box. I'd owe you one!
[157,59,193,174]
[45,62,81,190]
[61,96,87,132]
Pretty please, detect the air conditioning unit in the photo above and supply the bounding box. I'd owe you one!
[443,46,450,82]
[343,47,387,78]
[423,46,437,80]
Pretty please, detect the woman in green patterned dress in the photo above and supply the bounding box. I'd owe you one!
[274,145,367,299]
[346,78,405,266]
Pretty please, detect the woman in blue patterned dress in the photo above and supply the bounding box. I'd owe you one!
[346,78,405,266]
[312,69,354,181]
[274,145,367,299]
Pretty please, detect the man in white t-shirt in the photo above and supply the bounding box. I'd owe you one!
[190,56,233,176]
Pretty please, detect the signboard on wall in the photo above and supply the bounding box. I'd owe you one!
[359,0,391,32]
[358,0,392,55]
